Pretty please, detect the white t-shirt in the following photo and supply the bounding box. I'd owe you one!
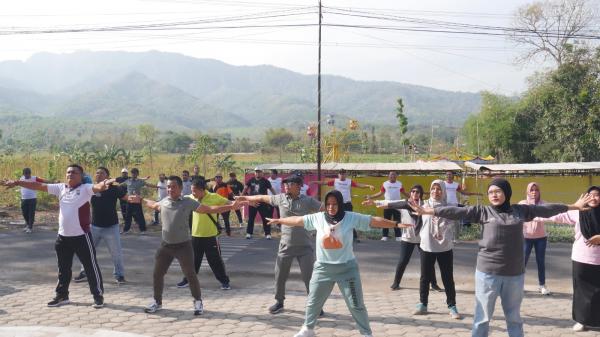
[20,176,42,200]
[182,179,192,196]
[382,181,404,201]
[300,184,310,196]
[47,183,94,237]
[332,178,355,203]
[157,180,168,201]
[444,181,460,205]
[268,177,282,195]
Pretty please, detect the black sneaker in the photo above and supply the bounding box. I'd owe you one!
[92,295,104,309]
[73,272,87,283]
[47,295,70,307]
[319,309,325,317]
[115,276,127,284]
[431,284,444,292]
[268,301,284,314]
[176,279,189,288]
[390,284,400,291]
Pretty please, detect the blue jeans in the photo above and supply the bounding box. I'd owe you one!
[81,224,125,279]
[472,270,524,337]
[524,237,547,286]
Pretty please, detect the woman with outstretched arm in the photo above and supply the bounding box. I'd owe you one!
[267,190,412,337]
[409,178,592,337]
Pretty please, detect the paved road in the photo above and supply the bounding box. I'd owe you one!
[0,226,597,337]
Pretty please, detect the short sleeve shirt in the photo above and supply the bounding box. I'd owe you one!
[268,177,283,195]
[382,181,404,201]
[91,185,126,227]
[20,176,43,200]
[328,179,357,203]
[246,177,272,196]
[271,193,322,246]
[125,179,146,195]
[303,212,371,264]
[189,193,229,238]
[159,197,201,244]
[444,181,460,205]
[182,180,192,196]
[47,183,95,237]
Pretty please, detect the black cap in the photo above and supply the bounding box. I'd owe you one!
[283,176,303,185]
[338,168,347,174]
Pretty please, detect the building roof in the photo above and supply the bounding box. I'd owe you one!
[250,161,462,173]
[465,161,600,174]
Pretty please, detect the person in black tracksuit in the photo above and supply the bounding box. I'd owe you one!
[242,168,276,239]
[227,172,245,225]
[2,164,115,308]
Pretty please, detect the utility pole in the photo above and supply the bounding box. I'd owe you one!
[316,0,322,200]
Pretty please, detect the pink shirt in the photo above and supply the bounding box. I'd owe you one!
[519,200,548,239]
[545,210,600,265]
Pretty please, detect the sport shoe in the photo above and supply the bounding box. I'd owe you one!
[293,326,315,337]
[92,295,104,309]
[115,276,127,284]
[193,299,204,315]
[144,300,162,313]
[176,279,189,288]
[395,237,402,241]
[245,234,252,239]
[120,230,130,235]
[573,322,586,332]
[268,301,284,314]
[539,285,551,295]
[449,305,461,319]
[266,234,272,240]
[413,303,427,315]
[319,309,325,317]
[24,228,32,234]
[221,283,231,290]
[390,284,400,291]
[73,272,87,283]
[47,295,70,307]
[380,236,388,241]
[431,284,443,292]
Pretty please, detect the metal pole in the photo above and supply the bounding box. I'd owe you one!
[316,0,322,200]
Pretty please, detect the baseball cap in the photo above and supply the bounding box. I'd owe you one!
[254,167,263,172]
[283,176,303,185]
[121,168,128,173]
[338,168,347,174]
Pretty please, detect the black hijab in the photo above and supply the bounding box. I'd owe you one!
[580,186,600,240]
[488,178,512,213]
[324,190,345,225]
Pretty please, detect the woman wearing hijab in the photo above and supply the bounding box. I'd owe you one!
[362,184,442,292]
[537,186,600,332]
[410,178,592,337]
[266,190,413,337]
[518,182,551,295]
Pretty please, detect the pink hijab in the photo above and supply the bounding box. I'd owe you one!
[525,182,543,205]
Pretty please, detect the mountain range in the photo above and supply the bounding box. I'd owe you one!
[0,50,482,137]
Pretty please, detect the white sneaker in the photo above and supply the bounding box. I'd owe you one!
[24,228,32,234]
[193,299,203,315]
[266,235,272,240]
[293,326,315,337]
[380,237,388,241]
[395,237,402,241]
[539,285,551,295]
[144,300,162,313]
[573,322,586,332]
[245,234,252,239]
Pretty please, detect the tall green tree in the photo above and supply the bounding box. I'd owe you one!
[138,124,157,169]
[395,98,408,157]
[265,128,294,162]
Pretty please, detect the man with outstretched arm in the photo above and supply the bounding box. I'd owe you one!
[141,175,242,316]
[237,174,323,315]
[2,164,117,308]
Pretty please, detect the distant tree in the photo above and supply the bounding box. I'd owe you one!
[189,134,216,175]
[138,124,157,169]
[395,98,409,157]
[510,0,596,65]
[265,128,294,162]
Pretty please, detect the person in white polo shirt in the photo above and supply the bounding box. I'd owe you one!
[366,171,410,241]
[19,167,48,234]
[2,164,117,309]
[443,171,481,243]
[268,169,283,218]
